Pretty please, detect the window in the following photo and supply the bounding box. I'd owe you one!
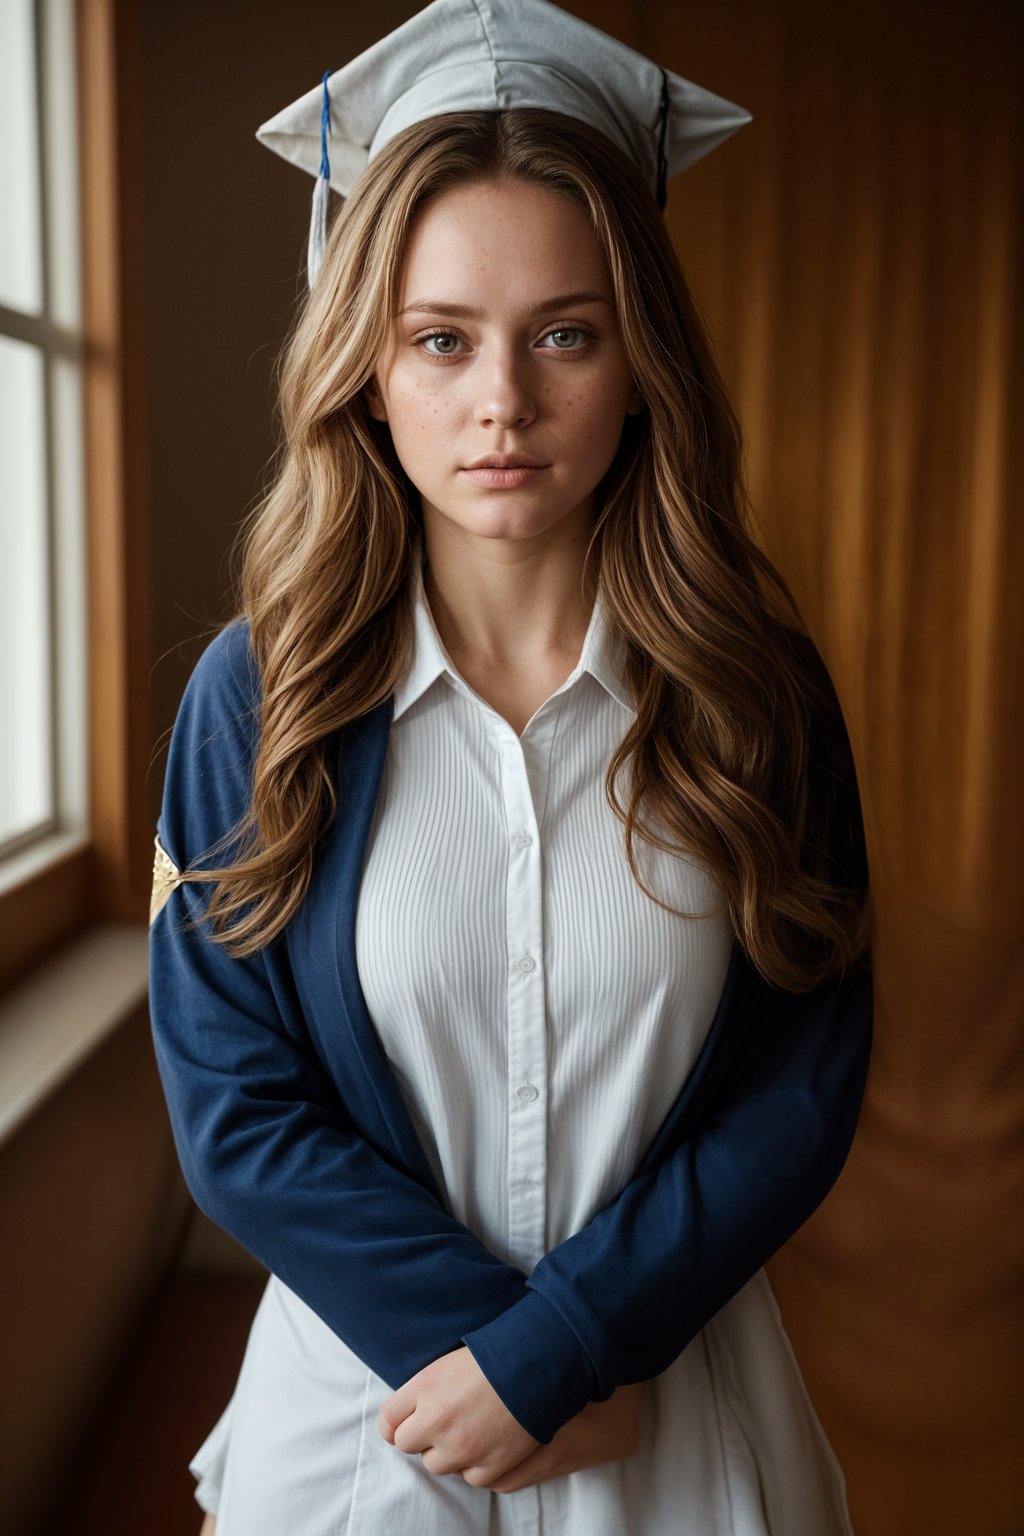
[0,0,152,993]
[0,0,88,885]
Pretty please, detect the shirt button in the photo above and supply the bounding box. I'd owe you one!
[517,955,535,973]
[515,831,533,848]
[516,1081,539,1103]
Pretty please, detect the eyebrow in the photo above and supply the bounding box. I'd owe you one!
[397,290,612,320]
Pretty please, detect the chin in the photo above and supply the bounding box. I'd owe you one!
[420,478,597,543]
[424,502,565,545]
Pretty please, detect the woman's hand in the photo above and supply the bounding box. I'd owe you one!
[379,1347,647,1492]
[485,1381,647,1492]
[379,1346,540,1486]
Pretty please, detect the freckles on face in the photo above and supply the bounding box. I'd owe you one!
[365,177,643,539]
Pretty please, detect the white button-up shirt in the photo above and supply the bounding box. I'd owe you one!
[358,540,734,1280]
[188,537,856,1535]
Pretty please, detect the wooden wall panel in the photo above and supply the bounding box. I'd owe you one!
[640,2,1024,1530]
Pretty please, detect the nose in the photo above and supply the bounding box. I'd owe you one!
[474,346,537,430]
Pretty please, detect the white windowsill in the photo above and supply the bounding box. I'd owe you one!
[0,923,150,1146]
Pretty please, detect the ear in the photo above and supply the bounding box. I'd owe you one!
[364,376,388,423]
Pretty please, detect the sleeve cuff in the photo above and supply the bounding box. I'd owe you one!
[460,1286,597,1444]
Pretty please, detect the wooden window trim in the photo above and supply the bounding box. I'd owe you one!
[0,0,152,996]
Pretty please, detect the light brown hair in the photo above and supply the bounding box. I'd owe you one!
[175,107,870,991]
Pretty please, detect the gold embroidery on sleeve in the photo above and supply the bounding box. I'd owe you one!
[150,832,183,925]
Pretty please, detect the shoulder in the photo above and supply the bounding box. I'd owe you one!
[158,618,262,870]
[173,618,262,764]
[181,616,261,718]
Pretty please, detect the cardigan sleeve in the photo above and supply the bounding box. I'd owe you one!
[149,620,872,1449]
[459,954,873,1442]
[148,622,532,1387]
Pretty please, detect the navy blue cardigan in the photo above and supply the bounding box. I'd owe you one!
[148,618,872,1446]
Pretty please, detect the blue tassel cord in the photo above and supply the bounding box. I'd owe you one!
[307,69,333,287]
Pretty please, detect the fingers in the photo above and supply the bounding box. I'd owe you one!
[393,1412,475,1475]
[484,1447,554,1493]
[460,1463,499,1488]
[378,1379,419,1443]
[393,1413,436,1457]
[485,1464,535,1493]
[379,1349,541,1484]
[420,1444,466,1477]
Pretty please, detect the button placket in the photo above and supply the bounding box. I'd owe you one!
[508,1483,542,1532]
[499,723,548,1272]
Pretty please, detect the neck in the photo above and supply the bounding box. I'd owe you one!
[417,512,599,670]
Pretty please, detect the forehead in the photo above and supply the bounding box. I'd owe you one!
[397,178,612,303]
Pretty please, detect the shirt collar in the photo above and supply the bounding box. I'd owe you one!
[391,534,633,722]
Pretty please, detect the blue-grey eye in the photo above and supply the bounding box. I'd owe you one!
[550,329,578,347]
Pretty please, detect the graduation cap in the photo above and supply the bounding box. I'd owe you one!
[255,0,752,286]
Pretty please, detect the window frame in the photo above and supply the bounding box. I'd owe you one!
[0,0,152,996]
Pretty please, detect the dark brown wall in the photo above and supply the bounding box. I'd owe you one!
[141,0,418,817]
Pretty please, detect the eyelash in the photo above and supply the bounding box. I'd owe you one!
[412,322,598,361]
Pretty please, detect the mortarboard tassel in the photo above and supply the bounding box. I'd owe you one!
[307,69,333,287]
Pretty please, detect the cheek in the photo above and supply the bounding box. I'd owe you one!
[383,380,465,486]
[390,373,463,436]
[565,377,628,436]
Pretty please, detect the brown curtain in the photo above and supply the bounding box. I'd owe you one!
[609,0,1023,1530]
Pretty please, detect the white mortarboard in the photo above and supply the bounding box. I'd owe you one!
[255,0,752,287]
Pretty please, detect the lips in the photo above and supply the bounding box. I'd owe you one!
[462,464,548,488]
[464,455,547,469]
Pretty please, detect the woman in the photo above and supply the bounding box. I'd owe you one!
[149,14,871,1535]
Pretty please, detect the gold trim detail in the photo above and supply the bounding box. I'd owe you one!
[150,832,183,925]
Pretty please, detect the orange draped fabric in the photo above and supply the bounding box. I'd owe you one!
[593,0,1023,1529]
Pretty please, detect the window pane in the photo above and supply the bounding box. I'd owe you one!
[44,0,82,330]
[0,336,52,843]
[52,352,88,832]
[0,0,43,314]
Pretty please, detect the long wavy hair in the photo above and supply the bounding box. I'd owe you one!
[174,107,871,991]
